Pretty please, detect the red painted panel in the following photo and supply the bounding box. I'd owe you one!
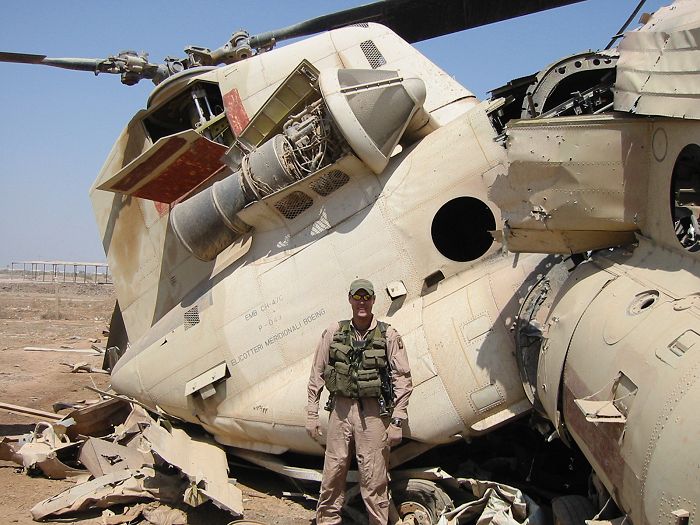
[223,88,250,135]
[113,137,186,192]
[134,137,227,203]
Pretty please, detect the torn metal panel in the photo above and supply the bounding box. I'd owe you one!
[0,436,22,463]
[8,421,86,479]
[15,439,75,472]
[64,397,133,441]
[491,114,650,254]
[113,405,156,444]
[143,422,243,516]
[30,467,185,520]
[574,399,627,424]
[79,437,153,477]
[99,502,187,525]
[615,1,700,119]
[231,448,330,483]
[35,454,86,480]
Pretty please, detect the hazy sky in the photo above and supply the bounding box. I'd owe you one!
[0,0,667,267]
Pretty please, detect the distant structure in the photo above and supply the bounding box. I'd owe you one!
[10,260,111,284]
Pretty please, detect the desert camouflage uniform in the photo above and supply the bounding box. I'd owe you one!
[307,317,412,525]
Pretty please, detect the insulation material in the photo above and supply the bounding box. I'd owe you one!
[437,479,545,525]
[615,1,700,118]
[99,502,187,525]
[99,503,150,525]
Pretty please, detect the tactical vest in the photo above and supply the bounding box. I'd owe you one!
[323,320,389,399]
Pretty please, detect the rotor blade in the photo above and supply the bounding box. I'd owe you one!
[0,51,101,72]
[249,1,391,48]
[0,52,47,64]
[250,0,587,48]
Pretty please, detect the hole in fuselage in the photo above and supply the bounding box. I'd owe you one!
[431,197,496,262]
[671,144,700,252]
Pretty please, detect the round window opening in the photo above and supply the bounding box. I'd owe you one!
[431,197,496,262]
[671,144,700,252]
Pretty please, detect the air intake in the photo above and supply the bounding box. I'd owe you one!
[319,68,428,174]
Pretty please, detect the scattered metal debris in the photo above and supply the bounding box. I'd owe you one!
[31,467,184,520]
[60,361,110,374]
[4,396,545,524]
[2,396,244,521]
[52,399,101,412]
[0,401,64,421]
[23,345,103,355]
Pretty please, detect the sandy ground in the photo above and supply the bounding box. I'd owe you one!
[0,279,316,525]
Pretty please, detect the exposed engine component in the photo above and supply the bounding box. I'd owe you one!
[170,100,345,261]
[189,86,218,129]
[172,67,431,261]
[521,52,618,119]
[488,52,618,134]
[282,99,344,177]
[144,80,232,144]
[168,165,251,262]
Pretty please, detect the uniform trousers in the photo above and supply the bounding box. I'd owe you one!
[316,396,389,525]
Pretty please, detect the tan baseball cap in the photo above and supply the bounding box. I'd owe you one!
[349,278,375,295]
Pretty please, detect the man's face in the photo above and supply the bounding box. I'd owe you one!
[349,288,375,320]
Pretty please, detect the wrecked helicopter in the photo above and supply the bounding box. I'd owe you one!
[2,1,699,524]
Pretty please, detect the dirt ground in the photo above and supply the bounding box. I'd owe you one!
[0,278,316,525]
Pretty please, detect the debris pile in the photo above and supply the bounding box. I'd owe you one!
[0,397,243,522]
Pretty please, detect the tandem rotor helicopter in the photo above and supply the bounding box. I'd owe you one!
[3,1,699,523]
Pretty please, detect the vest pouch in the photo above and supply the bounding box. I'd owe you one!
[323,364,338,392]
[330,342,353,364]
[361,348,387,369]
[356,369,382,398]
[371,338,387,350]
[332,361,357,397]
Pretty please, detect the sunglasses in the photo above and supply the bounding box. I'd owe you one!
[351,293,374,301]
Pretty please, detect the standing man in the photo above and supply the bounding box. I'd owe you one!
[306,279,413,525]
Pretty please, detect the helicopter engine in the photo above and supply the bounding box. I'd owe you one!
[170,67,432,261]
[169,102,341,261]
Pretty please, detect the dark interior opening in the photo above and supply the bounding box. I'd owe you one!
[144,82,228,143]
[431,197,496,262]
[671,143,700,252]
